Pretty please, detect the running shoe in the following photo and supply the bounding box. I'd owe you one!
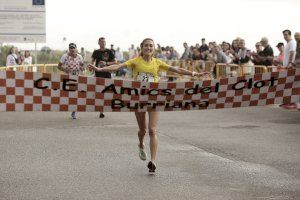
[138,145,147,161]
[71,112,76,119]
[147,161,156,173]
[99,112,105,118]
[280,103,297,110]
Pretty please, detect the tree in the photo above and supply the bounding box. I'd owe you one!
[41,46,51,53]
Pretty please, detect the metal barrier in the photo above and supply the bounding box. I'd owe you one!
[216,64,282,79]
[0,64,59,73]
[240,64,267,75]
[216,63,241,78]
[164,60,216,81]
[0,64,90,75]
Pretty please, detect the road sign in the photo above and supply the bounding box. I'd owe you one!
[0,0,46,43]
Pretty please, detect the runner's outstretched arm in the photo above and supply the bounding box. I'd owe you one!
[168,66,211,78]
[88,63,126,73]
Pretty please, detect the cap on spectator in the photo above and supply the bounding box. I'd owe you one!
[276,42,284,48]
[69,43,77,49]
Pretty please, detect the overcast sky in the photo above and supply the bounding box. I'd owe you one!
[3,0,300,54]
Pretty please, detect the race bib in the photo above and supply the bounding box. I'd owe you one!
[137,72,154,82]
[71,70,79,75]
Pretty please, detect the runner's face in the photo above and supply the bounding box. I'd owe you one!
[69,47,76,54]
[142,40,155,56]
[99,39,106,49]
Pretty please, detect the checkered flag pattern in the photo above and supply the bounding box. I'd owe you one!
[0,69,299,112]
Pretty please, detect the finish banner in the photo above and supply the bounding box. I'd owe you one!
[0,69,299,112]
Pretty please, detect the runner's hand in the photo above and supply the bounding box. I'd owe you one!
[195,72,210,77]
[195,72,212,79]
[88,64,99,72]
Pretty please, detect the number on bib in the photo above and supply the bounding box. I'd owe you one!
[137,72,154,82]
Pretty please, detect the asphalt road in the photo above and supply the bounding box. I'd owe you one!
[0,106,299,200]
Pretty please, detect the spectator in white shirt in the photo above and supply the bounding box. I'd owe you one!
[282,29,296,67]
[6,47,18,67]
[115,47,124,62]
[280,30,298,110]
[24,50,32,65]
[128,44,136,59]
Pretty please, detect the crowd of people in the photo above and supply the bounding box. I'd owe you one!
[5,29,300,70]
[6,47,32,66]
[154,30,300,69]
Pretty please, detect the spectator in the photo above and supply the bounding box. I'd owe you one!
[155,44,163,59]
[80,47,86,62]
[6,47,18,66]
[222,42,234,63]
[91,37,117,118]
[282,29,296,67]
[165,46,171,59]
[160,47,167,60]
[180,42,190,60]
[257,37,274,66]
[115,47,126,76]
[110,44,116,55]
[212,45,229,64]
[273,43,284,66]
[251,42,264,65]
[156,46,167,60]
[192,48,202,60]
[15,48,24,65]
[231,39,239,54]
[294,32,300,110]
[208,42,214,53]
[233,39,251,65]
[294,32,300,68]
[281,31,298,110]
[24,50,32,65]
[199,38,209,53]
[155,48,163,59]
[128,44,136,59]
[169,47,179,60]
[115,47,124,62]
[222,42,229,52]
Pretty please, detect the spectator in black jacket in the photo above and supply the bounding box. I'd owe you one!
[251,42,264,65]
[252,37,274,66]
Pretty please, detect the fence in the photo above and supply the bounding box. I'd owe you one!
[164,60,281,80]
[0,61,282,81]
[0,64,60,73]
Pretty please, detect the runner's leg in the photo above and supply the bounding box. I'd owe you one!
[148,111,159,161]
